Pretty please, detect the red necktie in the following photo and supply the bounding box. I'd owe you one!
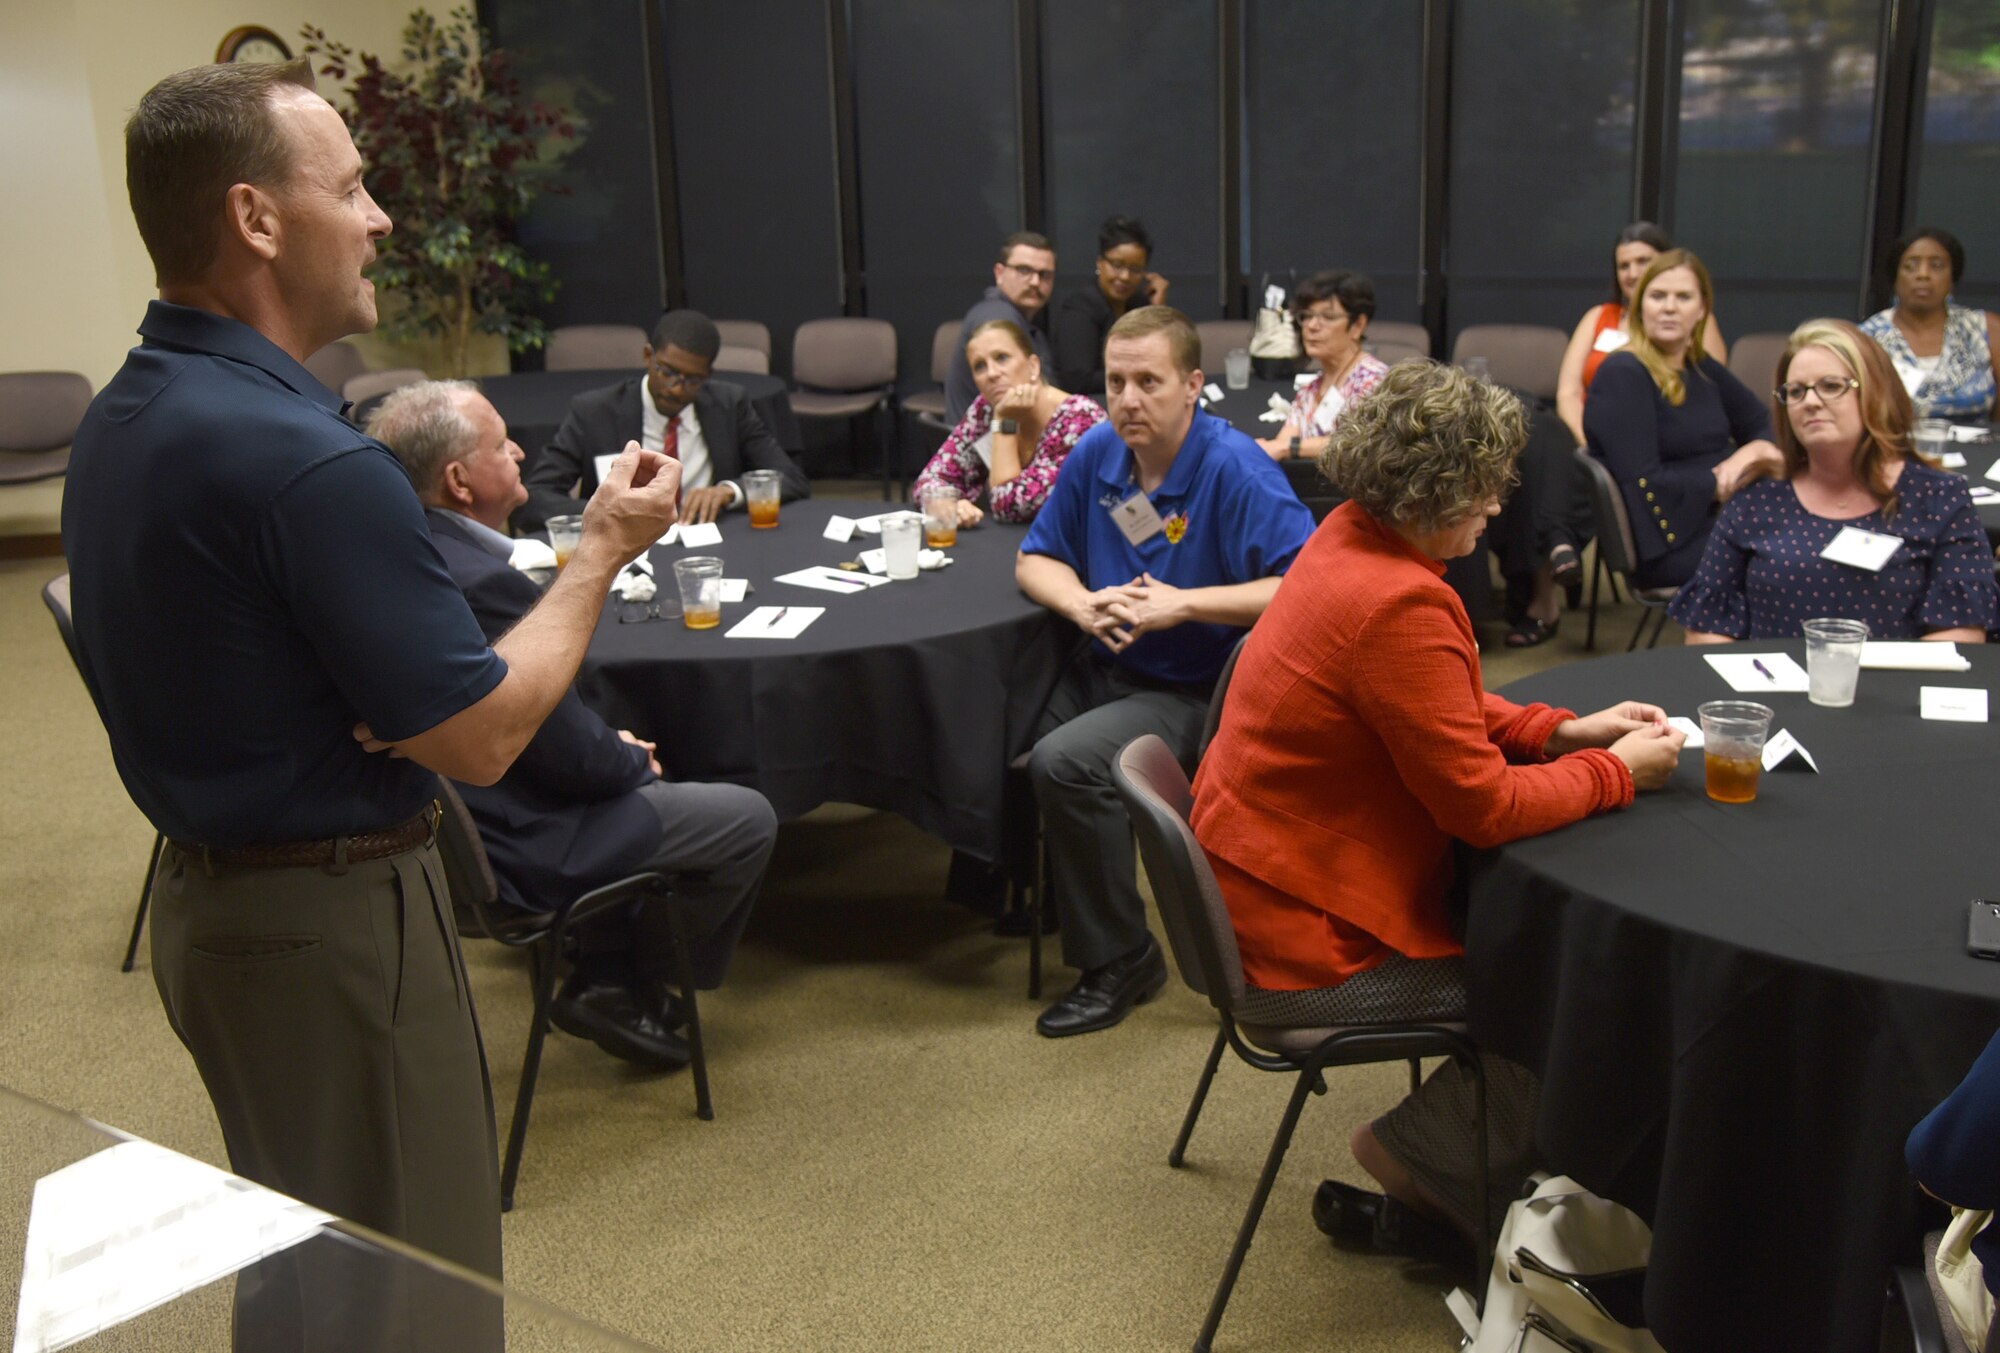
[660,418,682,507]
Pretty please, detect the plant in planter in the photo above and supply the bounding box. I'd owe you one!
[302,7,578,376]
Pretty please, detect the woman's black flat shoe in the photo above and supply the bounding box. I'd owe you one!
[1374,1196,1478,1275]
[1311,1179,1384,1246]
[1548,543,1582,587]
[1505,616,1559,648]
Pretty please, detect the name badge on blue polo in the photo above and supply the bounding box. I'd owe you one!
[1110,492,1166,546]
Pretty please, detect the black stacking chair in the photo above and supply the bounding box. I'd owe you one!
[1575,449,1678,651]
[41,573,162,972]
[432,779,713,1211]
[1111,733,1489,1353]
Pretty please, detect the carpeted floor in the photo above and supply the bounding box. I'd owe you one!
[0,526,1670,1351]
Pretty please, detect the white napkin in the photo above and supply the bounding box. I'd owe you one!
[610,558,655,601]
[1258,393,1292,425]
[509,538,557,571]
[1859,641,1970,672]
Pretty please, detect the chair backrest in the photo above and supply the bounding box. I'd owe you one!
[715,320,772,360]
[303,341,369,394]
[930,319,962,384]
[1198,632,1251,760]
[0,372,93,453]
[1112,734,1247,1011]
[1727,331,1790,398]
[1368,320,1431,358]
[791,318,896,392]
[41,574,83,675]
[1196,320,1255,379]
[343,368,428,404]
[1451,324,1568,401]
[433,778,537,947]
[546,324,648,372]
[1574,448,1642,581]
[1370,340,1430,369]
[714,343,769,375]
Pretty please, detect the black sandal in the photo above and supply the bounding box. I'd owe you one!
[1548,543,1582,587]
[1505,616,1559,648]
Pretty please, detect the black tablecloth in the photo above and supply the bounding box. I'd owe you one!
[1204,378,1497,624]
[1943,425,2000,543]
[1466,644,2000,1353]
[575,500,1064,863]
[480,368,803,463]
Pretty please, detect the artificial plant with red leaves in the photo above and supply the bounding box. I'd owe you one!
[302,7,577,375]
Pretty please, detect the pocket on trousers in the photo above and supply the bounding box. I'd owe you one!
[191,934,322,963]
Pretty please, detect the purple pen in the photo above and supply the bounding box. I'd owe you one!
[1752,658,1776,683]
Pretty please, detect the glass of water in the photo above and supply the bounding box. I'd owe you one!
[1802,617,1869,708]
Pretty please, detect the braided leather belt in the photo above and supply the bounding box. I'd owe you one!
[171,802,439,870]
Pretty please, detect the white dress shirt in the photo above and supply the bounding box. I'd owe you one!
[640,387,741,505]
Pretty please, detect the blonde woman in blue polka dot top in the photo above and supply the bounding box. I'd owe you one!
[1672,319,1996,643]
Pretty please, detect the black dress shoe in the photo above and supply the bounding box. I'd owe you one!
[550,978,691,1070]
[1373,1196,1476,1275]
[1034,936,1168,1038]
[1312,1179,1385,1246]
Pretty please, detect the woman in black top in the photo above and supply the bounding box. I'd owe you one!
[1051,215,1170,394]
[1586,249,1781,589]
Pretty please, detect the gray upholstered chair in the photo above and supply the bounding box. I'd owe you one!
[41,573,162,972]
[545,324,647,372]
[343,367,428,404]
[1575,448,1677,651]
[1451,324,1569,402]
[1369,341,1431,368]
[1368,320,1432,358]
[1196,320,1255,379]
[433,778,713,1212]
[900,319,961,430]
[714,320,772,364]
[1112,732,1487,1353]
[303,341,368,395]
[0,371,92,485]
[790,318,898,498]
[1727,331,1791,398]
[714,343,769,375]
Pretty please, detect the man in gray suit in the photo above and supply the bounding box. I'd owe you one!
[520,309,809,529]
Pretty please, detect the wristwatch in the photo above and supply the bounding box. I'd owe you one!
[997,418,1019,435]
[1288,435,1302,459]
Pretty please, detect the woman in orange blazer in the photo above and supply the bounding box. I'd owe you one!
[1191,360,1685,1260]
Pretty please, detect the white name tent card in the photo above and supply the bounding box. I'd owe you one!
[677,521,723,548]
[1761,728,1818,772]
[1203,383,1226,403]
[723,605,823,639]
[771,566,886,594]
[509,538,557,571]
[1703,652,1810,693]
[1984,458,2000,485]
[593,452,619,487]
[1940,450,1968,470]
[717,578,750,604]
[823,514,857,543]
[1860,641,1970,671]
[1818,525,1902,572]
[657,522,681,547]
[1921,686,1989,723]
[1667,716,1704,748]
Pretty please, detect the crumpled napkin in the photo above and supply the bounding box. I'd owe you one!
[1257,392,1292,424]
[610,556,656,601]
[509,538,558,571]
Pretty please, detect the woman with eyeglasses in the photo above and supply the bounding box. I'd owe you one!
[1253,270,1390,462]
[1585,249,1782,591]
[1860,226,1999,421]
[1670,318,1994,643]
[1051,216,1170,394]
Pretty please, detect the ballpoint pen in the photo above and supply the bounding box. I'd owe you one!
[1752,659,1776,683]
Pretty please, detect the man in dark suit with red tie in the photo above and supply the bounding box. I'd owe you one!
[371,380,778,1068]
[519,309,810,530]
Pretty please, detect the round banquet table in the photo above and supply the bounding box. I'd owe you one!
[1464,642,2000,1353]
[479,368,803,461]
[574,500,1064,864]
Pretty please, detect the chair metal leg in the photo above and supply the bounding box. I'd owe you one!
[1194,1065,1321,1353]
[1170,1024,1229,1168]
[667,909,715,1121]
[1585,553,1604,651]
[122,832,164,972]
[500,943,561,1212]
[1408,1056,1422,1096]
[1466,1048,1491,1297]
[1625,604,1654,652]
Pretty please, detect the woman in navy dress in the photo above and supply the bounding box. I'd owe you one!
[1585,249,1783,589]
[1672,318,1995,643]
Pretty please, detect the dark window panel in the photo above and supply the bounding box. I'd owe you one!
[1043,0,1222,319]
[1911,0,2000,312]
[1245,0,1424,326]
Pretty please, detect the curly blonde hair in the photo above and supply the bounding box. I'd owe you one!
[1319,361,1525,532]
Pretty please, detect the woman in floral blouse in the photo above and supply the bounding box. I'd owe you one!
[1254,270,1390,463]
[912,319,1105,526]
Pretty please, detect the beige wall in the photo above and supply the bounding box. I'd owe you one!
[1,0,412,390]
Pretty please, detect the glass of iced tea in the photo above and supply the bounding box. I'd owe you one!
[919,484,960,549]
[673,556,725,630]
[743,470,781,528]
[546,514,583,570]
[1697,700,1774,804]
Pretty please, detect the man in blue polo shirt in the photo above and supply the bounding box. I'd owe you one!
[1017,306,1314,1037]
[61,60,679,1336]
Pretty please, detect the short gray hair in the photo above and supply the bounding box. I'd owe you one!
[366,380,480,497]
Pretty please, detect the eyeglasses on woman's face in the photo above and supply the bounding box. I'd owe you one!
[1099,255,1146,278]
[1297,306,1351,330]
[1775,376,1860,406]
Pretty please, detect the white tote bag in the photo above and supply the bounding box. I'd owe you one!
[1447,1175,1667,1353]
[1935,1206,1996,1353]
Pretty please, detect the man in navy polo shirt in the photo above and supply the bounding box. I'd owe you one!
[1017,306,1314,1037]
[61,60,679,1328]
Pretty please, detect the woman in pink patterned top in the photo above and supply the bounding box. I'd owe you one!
[912,319,1106,526]
[1255,270,1390,463]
